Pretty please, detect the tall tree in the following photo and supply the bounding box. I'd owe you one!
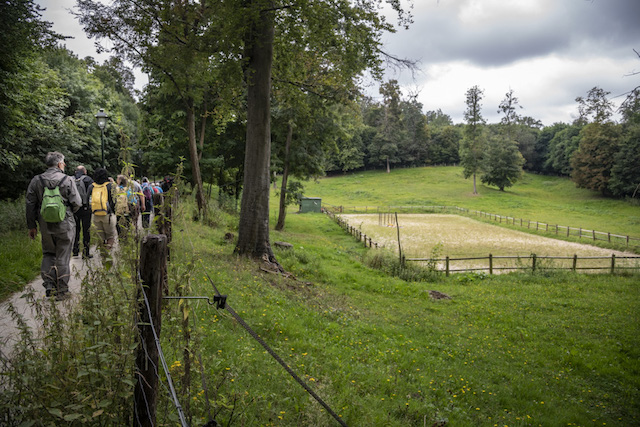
[544,124,582,175]
[486,89,526,186]
[575,86,614,124]
[366,80,406,172]
[429,125,461,165]
[498,89,522,131]
[235,0,413,262]
[570,122,621,194]
[0,0,62,178]
[481,135,525,191]
[460,85,486,194]
[236,0,277,261]
[401,97,430,166]
[609,124,640,198]
[77,0,236,215]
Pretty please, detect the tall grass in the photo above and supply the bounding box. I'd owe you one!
[0,231,41,301]
[0,241,140,424]
[0,198,40,300]
[0,197,27,234]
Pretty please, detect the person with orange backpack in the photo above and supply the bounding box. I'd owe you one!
[91,168,117,249]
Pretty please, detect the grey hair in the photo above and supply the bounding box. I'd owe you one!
[45,151,65,167]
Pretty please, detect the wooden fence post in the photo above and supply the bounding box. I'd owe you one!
[532,254,537,272]
[489,253,493,275]
[572,254,577,272]
[134,234,168,427]
[157,198,173,261]
[445,256,450,277]
[611,254,616,274]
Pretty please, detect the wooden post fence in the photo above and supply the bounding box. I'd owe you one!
[134,234,168,427]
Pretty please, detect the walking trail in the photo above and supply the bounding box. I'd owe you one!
[0,252,98,358]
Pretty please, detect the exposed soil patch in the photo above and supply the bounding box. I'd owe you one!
[343,214,639,272]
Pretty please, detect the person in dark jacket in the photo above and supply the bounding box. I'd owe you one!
[26,152,81,301]
[73,165,94,258]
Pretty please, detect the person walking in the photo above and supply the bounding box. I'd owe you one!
[25,152,81,301]
[115,175,143,237]
[140,177,153,228]
[90,168,117,250]
[73,165,94,259]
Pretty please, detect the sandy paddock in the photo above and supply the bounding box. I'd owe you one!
[342,214,639,273]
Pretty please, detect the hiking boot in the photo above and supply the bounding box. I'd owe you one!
[82,253,94,260]
[55,292,72,302]
[45,288,53,298]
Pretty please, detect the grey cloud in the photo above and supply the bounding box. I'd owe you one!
[386,0,640,68]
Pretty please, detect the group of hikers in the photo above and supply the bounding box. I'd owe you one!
[25,151,171,301]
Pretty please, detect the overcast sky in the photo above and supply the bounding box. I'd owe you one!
[40,0,639,126]
[377,0,640,125]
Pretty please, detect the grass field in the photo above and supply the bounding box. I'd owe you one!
[161,210,640,426]
[3,167,640,425]
[302,167,640,238]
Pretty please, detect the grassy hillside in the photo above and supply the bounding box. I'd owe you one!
[3,196,639,426]
[301,167,640,238]
[163,209,640,426]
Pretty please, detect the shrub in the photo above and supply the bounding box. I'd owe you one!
[0,198,27,233]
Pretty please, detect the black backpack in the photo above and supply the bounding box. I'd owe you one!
[75,176,90,207]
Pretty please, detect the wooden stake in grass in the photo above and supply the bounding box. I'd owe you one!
[135,234,168,427]
[396,212,403,265]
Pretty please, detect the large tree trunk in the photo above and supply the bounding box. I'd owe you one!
[235,3,278,264]
[187,103,206,214]
[275,122,293,231]
[198,100,207,162]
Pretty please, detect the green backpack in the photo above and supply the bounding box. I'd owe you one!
[39,175,68,223]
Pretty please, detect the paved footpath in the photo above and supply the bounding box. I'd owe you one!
[0,252,98,358]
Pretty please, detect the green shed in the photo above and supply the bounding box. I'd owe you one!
[299,197,322,213]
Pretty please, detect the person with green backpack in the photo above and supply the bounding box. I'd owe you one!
[25,152,81,301]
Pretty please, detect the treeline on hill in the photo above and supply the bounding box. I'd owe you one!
[3,1,640,207]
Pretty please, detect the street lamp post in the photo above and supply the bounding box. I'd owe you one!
[95,109,109,168]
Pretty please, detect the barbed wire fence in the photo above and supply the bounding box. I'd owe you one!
[131,205,349,425]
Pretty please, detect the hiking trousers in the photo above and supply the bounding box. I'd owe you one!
[39,217,75,294]
[93,213,117,245]
[73,207,92,255]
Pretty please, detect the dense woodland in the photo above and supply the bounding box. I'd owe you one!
[3,1,640,205]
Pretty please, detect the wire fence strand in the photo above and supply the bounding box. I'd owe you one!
[202,269,348,427]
